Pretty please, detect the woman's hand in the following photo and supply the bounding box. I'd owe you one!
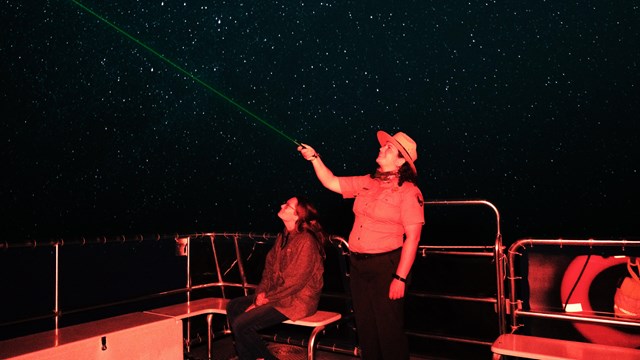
[245,292,269,312]
[255,292,269,306]
[296,142,342,193]
[389,279,406,300]
[297,143,319,161]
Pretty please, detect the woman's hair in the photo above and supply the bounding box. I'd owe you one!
[398,162,418,186]
[293,196,327,258]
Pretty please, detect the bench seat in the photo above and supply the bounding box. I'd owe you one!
[492,333,640,360]
[145,297,341,360]
[283,311,343,359]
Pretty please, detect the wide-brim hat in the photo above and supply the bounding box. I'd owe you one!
[377,130,418,174]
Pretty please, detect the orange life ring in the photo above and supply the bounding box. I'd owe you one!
[560,254,640,348]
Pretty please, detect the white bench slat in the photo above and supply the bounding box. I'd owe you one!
[492,334,640,360]
[284,310,342,327]
[283,310,342,360]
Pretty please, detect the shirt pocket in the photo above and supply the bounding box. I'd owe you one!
[371,192,402,222]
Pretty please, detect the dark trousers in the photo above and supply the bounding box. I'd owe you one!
[350,250,409,360]
[226,294,288,360]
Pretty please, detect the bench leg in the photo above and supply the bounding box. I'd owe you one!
[185,318,192,354]
[206,314,213,360]
[307,325,325,360]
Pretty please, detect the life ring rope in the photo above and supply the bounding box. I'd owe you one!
[562,254,592,312]
[628,257,640,282]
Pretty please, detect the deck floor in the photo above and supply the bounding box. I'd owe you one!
[185,336,437,360]
[186,336,359,360]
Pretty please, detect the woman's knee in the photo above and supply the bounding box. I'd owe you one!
[229,311,254,333]
[227,298,247,318]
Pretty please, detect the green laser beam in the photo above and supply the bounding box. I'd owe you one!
[70,0,300,147]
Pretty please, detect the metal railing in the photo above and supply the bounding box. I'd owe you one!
[1,199,507,357]
[0,233,268,332]
[506,238,640,334]
[410,200,505,348]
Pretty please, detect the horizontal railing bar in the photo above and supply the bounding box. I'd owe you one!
[405,330,493,346]
[511,238,640,251]
[516,310,640,328]
[0,313,53,328]
[421,250,495,257]
[410,291,497,304]
[421,245,496,250]
[0,232,281,249]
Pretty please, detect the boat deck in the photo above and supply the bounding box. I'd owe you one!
[186,336,431,360]
[187,337,348,360]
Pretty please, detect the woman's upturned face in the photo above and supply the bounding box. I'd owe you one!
[376,142,405,171]
[278,197,299,222]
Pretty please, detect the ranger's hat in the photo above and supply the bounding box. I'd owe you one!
[377,130,418,174]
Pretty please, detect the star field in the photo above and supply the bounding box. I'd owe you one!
[1,1,639,242]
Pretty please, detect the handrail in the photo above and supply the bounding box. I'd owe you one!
[506,238,640,333]
[0,232,341,333]
[420,200,506,335]
[424,200,501,239]
[0,232,278,249]
[516,310,640,328]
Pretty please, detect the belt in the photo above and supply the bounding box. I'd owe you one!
[350,247,402,260]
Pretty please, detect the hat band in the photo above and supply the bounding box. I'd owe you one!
[396,141,414,162]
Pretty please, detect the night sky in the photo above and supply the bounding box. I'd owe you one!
[2,1,639,244]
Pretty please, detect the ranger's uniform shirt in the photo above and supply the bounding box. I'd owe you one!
[339,175,425,254]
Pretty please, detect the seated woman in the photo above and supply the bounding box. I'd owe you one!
[226,196,326,360]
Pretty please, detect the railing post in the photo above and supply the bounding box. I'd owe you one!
[176,236,192,351]
[54,241,60,338]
